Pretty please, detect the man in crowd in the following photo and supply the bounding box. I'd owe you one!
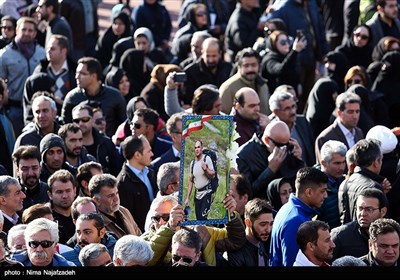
[0,16,45,135]
[224,198,273,266]
[293,220,336,266]
[237,120,304,198]
[61,56,126,136]
[12,145,49,209]
[0,176,25,234]
[117,135,158,232]
[219,48,270,116]
[269,167,328,266]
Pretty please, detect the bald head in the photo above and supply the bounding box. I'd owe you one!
[234,87,260,120]
[262,120,290,146]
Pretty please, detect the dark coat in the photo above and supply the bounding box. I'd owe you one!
[183,58,233,106]
[315,119,364,163]
[237,133,305,198]
[61,84,126,137]
[116,163,158,232]
[331,220,369,261]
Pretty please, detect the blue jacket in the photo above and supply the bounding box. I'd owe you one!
[12,251,75,267]
[61,232,117,266]
[269,193,319,266]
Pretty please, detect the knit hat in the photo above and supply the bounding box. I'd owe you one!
[366,125,398,154]
[40,133,66,163]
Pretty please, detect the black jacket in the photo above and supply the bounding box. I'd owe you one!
[237,133,305,198]
[61,84,126,136]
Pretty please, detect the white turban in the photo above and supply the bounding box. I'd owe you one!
[366,125,398,154]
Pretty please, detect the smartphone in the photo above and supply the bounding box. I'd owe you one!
[296,29,304,39]
[173,72,187,83]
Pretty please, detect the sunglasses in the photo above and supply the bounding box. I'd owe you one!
[172,254,193,264]
[279,39,289,46]
[28,240,54,249]
[132,122,145,129]
[347,79,361,85]
[196,11,206,17]
[268,137,289,148]
[353,32,369,40]
[73,116,91,123]
[94,117,105,125]
[151,214,170,223]
[1,26,13,31]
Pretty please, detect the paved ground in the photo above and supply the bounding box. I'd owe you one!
[98,0,182,40]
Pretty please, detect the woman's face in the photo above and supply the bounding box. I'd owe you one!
[347,74,364,88]
[1,19,15,39]
[353,27,370,48]
[276,34,290,55]
[194,7,208,28]
[118,74,130,96]
[280,182,292,205]
[134,35,150,53]
[112,18,126,36]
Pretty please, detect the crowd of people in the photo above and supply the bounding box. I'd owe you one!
[1,0,400,270]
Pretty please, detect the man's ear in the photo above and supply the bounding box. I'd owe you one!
[244,217,252,228]
[99,227,106,238]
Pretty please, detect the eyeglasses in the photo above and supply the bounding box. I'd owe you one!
[268,137,289,148]
[94,117,105,125]
[170,181,179,186]
[151,214,170,223]
[172,254,193,264]
[1,26,13,31]
[347,79,361,85]
[195,11,206,17]
[357,206,379,214]
[172,130,182,134]
[279,39,289,46]
[353,32,369,40]
[28,240,54,249]
[73,116,91,123]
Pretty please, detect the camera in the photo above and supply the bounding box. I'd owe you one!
[287,144,294,154]
[173,72,187,83]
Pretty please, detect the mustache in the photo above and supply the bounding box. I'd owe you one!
[79,240,90,247]
[32,251,48,259]
[245,72,257,76]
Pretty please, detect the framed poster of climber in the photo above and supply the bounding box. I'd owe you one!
[178,114,235,226]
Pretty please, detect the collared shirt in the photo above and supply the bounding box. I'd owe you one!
[3,212,19,226]
[127,164,154,201]
[337,121,356,147]
[48,60,69,76]
[172,145,180,159]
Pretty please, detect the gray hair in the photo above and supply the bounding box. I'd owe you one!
[88,173,118,197]
[24,218,59,245]
[335,91,361,111]
[320,140,348,163]
[157,162,180,195]
[331,255,367,266]
[0,175,19,196]
[32,95,57,112]
[268,91,294,111]
[79,243,110,266]
[149,195,178,215]
[113,235,153,266]
[7,224,27,250]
